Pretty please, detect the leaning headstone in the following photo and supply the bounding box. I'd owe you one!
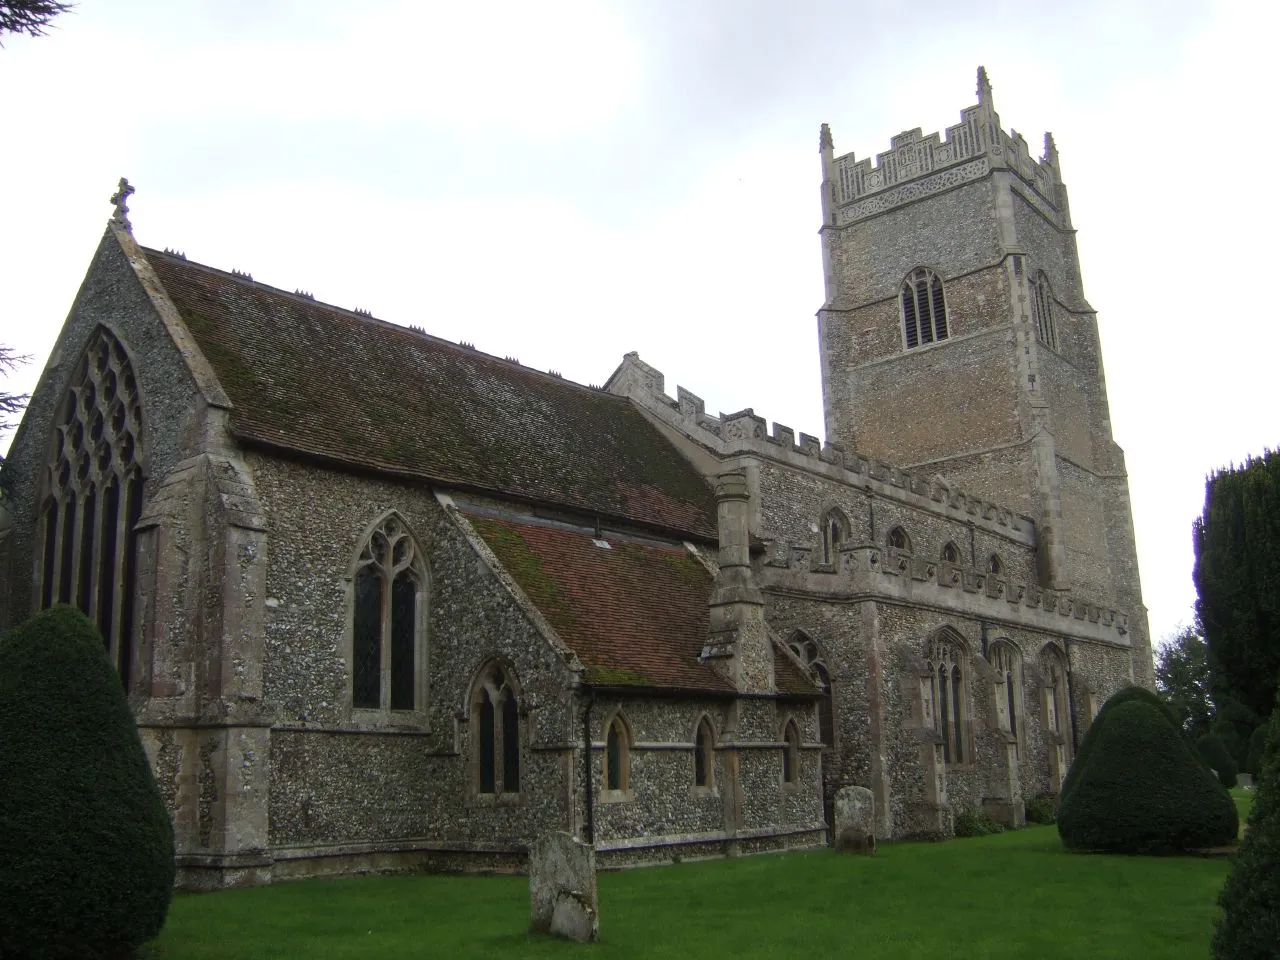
[833,785,876,853]
[529,832,599,942]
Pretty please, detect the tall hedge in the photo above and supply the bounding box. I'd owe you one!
[1213,697,1280,958]
[1057,699,1238,854]
[0,605,174,959]
[1245,723,1269,778]
[1059,685,1196,810]
[1197,733,1240,788]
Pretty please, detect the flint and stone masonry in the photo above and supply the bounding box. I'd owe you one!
[0,69,1149,887]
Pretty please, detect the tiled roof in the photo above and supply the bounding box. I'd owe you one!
[144,249,717,539]
[466,512,818,697]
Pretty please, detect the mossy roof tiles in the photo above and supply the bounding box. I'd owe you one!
[466,513,817,697]
[144,249,717,539]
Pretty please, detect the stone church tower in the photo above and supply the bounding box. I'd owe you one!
[815,67,1151,683]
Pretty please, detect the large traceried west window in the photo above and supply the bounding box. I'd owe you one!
[926,631,967,765]
[901,267,949,349]
[37,327,146,690]
[472,662,521,796]
[351,513,426,712]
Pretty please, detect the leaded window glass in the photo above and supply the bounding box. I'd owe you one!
[926,632,967,766]
[350,514,424,712]
[473,663,521,796]
[902,267,949,349]
[37,327,146,690]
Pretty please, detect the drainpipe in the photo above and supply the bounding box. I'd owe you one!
[582,689,596,845]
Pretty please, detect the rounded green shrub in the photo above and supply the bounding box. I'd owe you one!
[1245,722,1269,778]
[1024,794,1057,825]
[1213,699,1280,958]
[0,605,174,959]
[1196,733,1240,788]
[1059,685,1195,811]
[953,808,1005,837]
[1057,699,1238,854]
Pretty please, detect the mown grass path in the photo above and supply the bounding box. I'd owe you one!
[147,826,1233,959]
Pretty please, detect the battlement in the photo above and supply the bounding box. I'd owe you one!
[605,352,1035,544]
[823,67,1061,218]
[759,541,1131,648]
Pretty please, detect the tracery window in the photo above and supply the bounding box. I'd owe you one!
[472,662,521,795]
[1031,273,1058,350]
[820,507,850,566]
[990,641,1022,757]
[926,632,967,764]
[1040,644,1071,752]
[782,719,801,784]
[694,716,715,789]
[605,714,630,794]
[37,327,145,690]
[901,267,949,349]
[941,542,961,565]
[351,513,426,712]
[887,526,912,553]
[789,633,835,749]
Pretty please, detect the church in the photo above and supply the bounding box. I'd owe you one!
[0,69,1151,890]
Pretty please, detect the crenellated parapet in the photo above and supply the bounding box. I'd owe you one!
[605,352,1035,545]
[759,540,1131,648]
[822,66,1062,226]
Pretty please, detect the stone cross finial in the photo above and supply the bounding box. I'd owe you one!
[109,177,135,231]
[819,122,833,152]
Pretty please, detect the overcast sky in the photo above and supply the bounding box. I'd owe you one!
[2,0,1276,648]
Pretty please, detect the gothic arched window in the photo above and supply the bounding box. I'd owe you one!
[990,641,1022,756]
[782,719,801,784]
[941,541,961,565]
[901,267,949,349]
[37,327,146,690]
[887,526,912,553]
[351,513,426,712]
[605,714,630,794]
[820,507,850,566]
[1040,644,1071,753]
[472,662,521,795]
[988,553,1005,576]
[926,631,967,764]
[789,633,835,749]
[694,716,715,789]
[1031,273,1058,350]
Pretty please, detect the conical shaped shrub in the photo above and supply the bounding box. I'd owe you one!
[1213,698,1280,959]
[0,605,174,959]
[1057,699,1238,854]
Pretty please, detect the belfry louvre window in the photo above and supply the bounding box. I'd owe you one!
[37,327,145,690]
[1031,273,1058,350]
[351,514,425,711]
[901,267,949,349]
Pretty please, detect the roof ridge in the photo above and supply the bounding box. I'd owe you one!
[141,245,612,397]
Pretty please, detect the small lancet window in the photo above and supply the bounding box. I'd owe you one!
[941,542,961,565]
[473,663,522,795]
[351,514,425,711]
[694,717,715,789]
[988,553,1004,576]
[1031,273,1058,351]
[887,526,912,552]
[901,267,949,349]
[37,326,146,691]
[782,720,801,783]
[820,508,849,566]
[605,715,630,793]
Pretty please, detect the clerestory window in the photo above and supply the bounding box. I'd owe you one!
[350,513,426,712]
[901,267,949,349]
[941,542,961,565]
[820,507,850,566]
[887,526,912,553]
[37,326,146,690]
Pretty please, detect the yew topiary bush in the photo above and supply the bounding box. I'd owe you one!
[1057,699,1238,854]
[0,605,174,959]
[1213,697,1280,959]
[1197,733,1240,788]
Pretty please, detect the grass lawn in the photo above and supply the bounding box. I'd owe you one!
[145,826,1234,960]
[1230,786,1254,826]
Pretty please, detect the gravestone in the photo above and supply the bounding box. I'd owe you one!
[833,785,876,853]
[529,832,599,942]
